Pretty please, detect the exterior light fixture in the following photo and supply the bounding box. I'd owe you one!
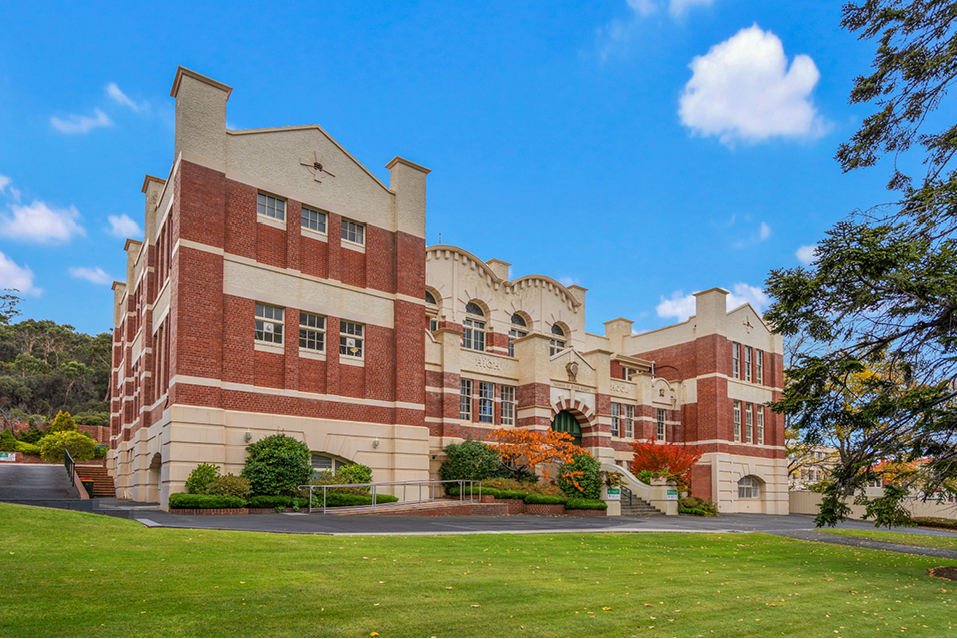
[373,438,380,448]
[244,430,252,442]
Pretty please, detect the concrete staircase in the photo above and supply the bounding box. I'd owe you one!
[75,465,115,498]
[619,486,663,516]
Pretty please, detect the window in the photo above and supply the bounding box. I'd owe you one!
[462,302,486,352]
[756,349,764,385]
[738,476,760,499]
[299,312,326,351]
[549,324,566,356]
[255,303,283,345]
[732,343,740,379]
[301,206,327,233]
[341,218,365,245]
[622,367,636,381]
[478,382,494,423]
[339,321,364,358]
[623,404,634,438]
[756,406,764,445]
[745,402,753,443]
[311,453,348,473]
[257,193,285,221]
[733,400,741,442]
[657,408,666,442]
[508,313,528,357]
[501,385,515,426]
[611,403,621,437]
[744,347,753,382]
[426,291,438,333]
[460,379,472,421]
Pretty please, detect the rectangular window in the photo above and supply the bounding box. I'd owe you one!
[429,318,438,333]
[257,193,285,221]
[549,339,566,356]
[460,379,472,421]
[744,347,753,382]
[255,303,284,344]
[508,328,527,357]
[745,402,753,443]
[622,367,636,381]
[657,408,666,442]
[756,349,764,385]
[501,386,515,426]
[733,400,741,442]
[463,318,486,352]
[756,406,764,445]
[339,320,364,358]
[341,218,365,245]
[301,206,327,233]
[732,343,740,379]
[478,382,494,423]
[299,312,325,352]
[623,404,634,438]
[611,403,620,438]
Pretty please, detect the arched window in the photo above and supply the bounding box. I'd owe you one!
[551,410,582,447]
[462,302,486,351]
[425,290,439,332]
[508,313,528,357]
[737,476,761,499]
[425,291,436,305]
[549,323,566,356]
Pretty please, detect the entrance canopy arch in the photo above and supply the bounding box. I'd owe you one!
[551,410,583,447]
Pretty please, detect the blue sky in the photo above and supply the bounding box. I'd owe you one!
[0,1,893,337]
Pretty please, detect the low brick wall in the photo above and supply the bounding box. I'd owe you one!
[525,504,566,515]
[384,503,509,517]
[169,508,250,515]
[566,509,606,517]
[3,454,106,466]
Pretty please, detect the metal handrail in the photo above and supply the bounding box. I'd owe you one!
[297,479,482,514]
[64,450,75,483]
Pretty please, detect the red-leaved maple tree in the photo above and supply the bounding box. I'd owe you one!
[629,439,703,490]
[491,428,587,480]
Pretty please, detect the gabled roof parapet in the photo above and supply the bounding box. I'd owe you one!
[170,66,233,99]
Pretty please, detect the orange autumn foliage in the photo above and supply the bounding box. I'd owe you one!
[490,428,586,480]
[629,439,703,490]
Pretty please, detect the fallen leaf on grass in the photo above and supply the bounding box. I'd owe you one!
[370,633,379,637]
[602,607,612,611]
[471,605,481,608]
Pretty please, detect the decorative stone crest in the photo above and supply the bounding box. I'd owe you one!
[565,361,579,382]
[300,150,336,183]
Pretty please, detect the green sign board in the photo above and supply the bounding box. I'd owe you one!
[666,489,679,501]
[606,487,620,501]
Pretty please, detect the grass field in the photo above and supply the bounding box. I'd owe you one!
[1,503,955,637]
[821,529,957,551]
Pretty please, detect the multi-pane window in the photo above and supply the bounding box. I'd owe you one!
[301,206,327,233]
[339,321,364,358]
[508,313,528,357]
[744,347,753,382]
[611,403,621,437]
[623,404,634,438]
[657,408,666,442]
[622,367,636,381]
[462,302,486,352]
[460,379,472,421]
[756,349,764,385]
[255,303,284,344]
[738,476,760,499]
[478,382,494,423]
[733,400,742,442]
[501,385,515,426]
[756,406,765,445]
[426,291,438,333]
[732,343,741,379]
[341,219,365,245]
[745,402,753,443]
[549,324,566,356]
[257,193,285,221]
[299,312,325,351]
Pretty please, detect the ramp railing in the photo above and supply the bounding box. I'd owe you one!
[298,479,481,514]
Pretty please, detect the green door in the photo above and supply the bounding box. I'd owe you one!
[551,410,582,447]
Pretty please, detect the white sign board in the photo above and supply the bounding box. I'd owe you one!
[0,452,16,462]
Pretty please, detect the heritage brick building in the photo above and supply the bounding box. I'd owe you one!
[109,67,787,513]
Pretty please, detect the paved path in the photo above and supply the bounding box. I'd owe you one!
[774,528,957,560]
[0,464,78,500]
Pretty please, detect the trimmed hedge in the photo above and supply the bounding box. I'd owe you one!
[15,441,40,455]
[247,495,292,509]
[565,498,607,511]
[911,516,957,530]
[524,493,566,505]
[314,493,400,507]
[168,493,245,509]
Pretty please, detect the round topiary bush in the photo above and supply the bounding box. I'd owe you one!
[557,452,603,500]
[39,430,96,463]
[206,473,252,500]
[240,434,313,497]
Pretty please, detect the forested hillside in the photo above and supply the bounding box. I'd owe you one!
[0,291,111,426]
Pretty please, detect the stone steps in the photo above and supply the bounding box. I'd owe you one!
[75,465,115,498]
[619,486,663,517]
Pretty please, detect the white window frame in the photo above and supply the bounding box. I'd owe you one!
[733,400,741,442]
[611,403,620,438]
[657,408,666,442]
[738,476,760,499]
[549,324,566,357]
[341,218,365,246]
[460,379,472,421]
[257,192,285,221]
[301,206,327,234]
[255,303,284,345]
[745,402,753,443]
[508,314,528,358]
[501,385,515,426]
[478,382,494,423]
[426,291,439,333]
[756,406,764,445]
[756,349,764,385]
[744,347,753,382]
[299,312,326,352]
[339,320,364,359]
[463,304,486,352]
[732,343,740,379]
[623,404,634,438]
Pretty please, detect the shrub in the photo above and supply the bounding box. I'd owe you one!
[72,410,110,427]
[480,478,561,496]
[0,428,17,452]
[92,445,108,458]
[524,493,566,505]
[15,441,40,455]
[16,425,45,445]
[629,439,703,491]
[185,463,221,495]
[241,434,313,497]
[338,463,372,486]
[39,430,96,463]
[168,493,245,509]
[313,492,400,507]
[438,437,508,481]
[557,452,602,499]
[48,410,77,433]
[679,495,719,516]
[248,495,292,509]
[206,473,252,500]
[911,516,957,530]
[313,464,374,495]
[565,498,608,511]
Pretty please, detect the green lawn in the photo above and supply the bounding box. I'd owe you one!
[821,529,957,551]
[1,503,954,638]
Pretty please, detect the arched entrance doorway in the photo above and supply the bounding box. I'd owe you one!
[551,410,582,447]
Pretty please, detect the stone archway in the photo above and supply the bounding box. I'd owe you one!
[551,410,583,447]
[549,398,598,449]
[147,453,162,503]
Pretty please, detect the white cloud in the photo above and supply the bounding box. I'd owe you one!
[627,0,657,16]
[669,0,714,17]
[559,276,580,287]
[0,251,41,296]
[598,0,714,60]
[0,200,86,244]
[759,222,772,241]
[657,283,769,321]
[796,244,818,265]
[68,266,111,285]
[679,25,829,145]
[106,83,146,113]
[50,108,112,134]
[107,213,143,239]
[0,175,9,194]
